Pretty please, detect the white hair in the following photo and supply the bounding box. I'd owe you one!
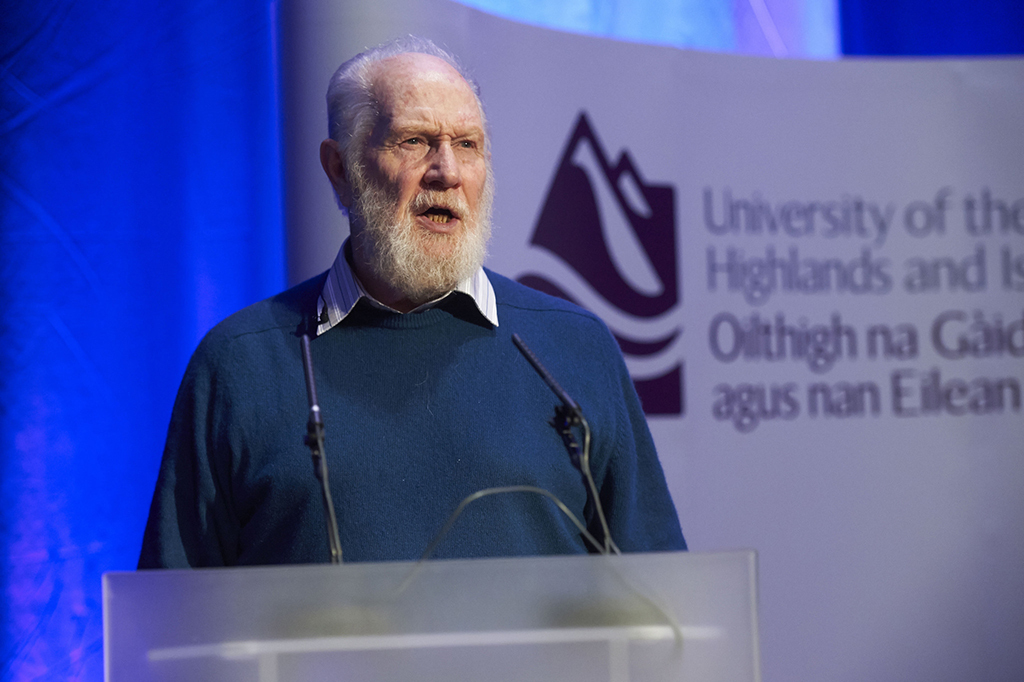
[326,36,487,179]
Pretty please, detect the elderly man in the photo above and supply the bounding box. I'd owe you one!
[139,37,684,567]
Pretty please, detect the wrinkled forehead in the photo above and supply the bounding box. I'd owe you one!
[369,53,485,130]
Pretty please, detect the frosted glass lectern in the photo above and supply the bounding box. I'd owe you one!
[104,550,759,681]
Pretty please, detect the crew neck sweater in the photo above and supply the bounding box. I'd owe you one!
[139,270,685,567]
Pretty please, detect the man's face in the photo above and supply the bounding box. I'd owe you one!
[347,53,493,309]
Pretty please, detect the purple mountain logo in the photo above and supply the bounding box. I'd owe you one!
[518,112,684,415]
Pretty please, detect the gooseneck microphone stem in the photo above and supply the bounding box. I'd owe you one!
[512,333,619,555]
[512,333,582,416]
[300,333,343,564]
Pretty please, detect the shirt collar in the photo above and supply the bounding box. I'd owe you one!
[316,238,499,335]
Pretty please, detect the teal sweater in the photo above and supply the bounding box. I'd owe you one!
[139,271,685,567]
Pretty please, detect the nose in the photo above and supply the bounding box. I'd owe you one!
[423,142,461,189]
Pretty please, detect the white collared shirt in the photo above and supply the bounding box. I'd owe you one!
[316,239,499,336]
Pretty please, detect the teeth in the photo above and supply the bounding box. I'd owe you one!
[428,213,451,223]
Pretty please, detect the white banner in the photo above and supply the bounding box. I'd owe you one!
[281,2,1024,680]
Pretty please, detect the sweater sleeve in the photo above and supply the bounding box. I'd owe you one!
[138,332,239,568]
[595,334,687,553]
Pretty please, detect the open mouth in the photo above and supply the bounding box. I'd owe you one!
[421,207,455,224]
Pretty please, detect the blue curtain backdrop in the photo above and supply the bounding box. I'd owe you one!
[841,0,1024,55]
[0,1,283,679]
[0,0,1020,679]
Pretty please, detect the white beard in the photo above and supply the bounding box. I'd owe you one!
[349,168,494,306]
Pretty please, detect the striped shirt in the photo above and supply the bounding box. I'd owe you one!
[316,239,499,336]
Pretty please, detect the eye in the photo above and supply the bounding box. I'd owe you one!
[403,137,422,146]
[458,139,477,149]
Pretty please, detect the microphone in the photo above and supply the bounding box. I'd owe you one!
[512,333,619,554]
[300,333,343,564]
[512,334,583,421]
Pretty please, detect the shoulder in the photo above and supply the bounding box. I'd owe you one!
[486,269,624,370]
[191,272,326,367]
[487,269,608,331]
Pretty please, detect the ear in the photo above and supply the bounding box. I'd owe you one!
[320,138,354,209]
